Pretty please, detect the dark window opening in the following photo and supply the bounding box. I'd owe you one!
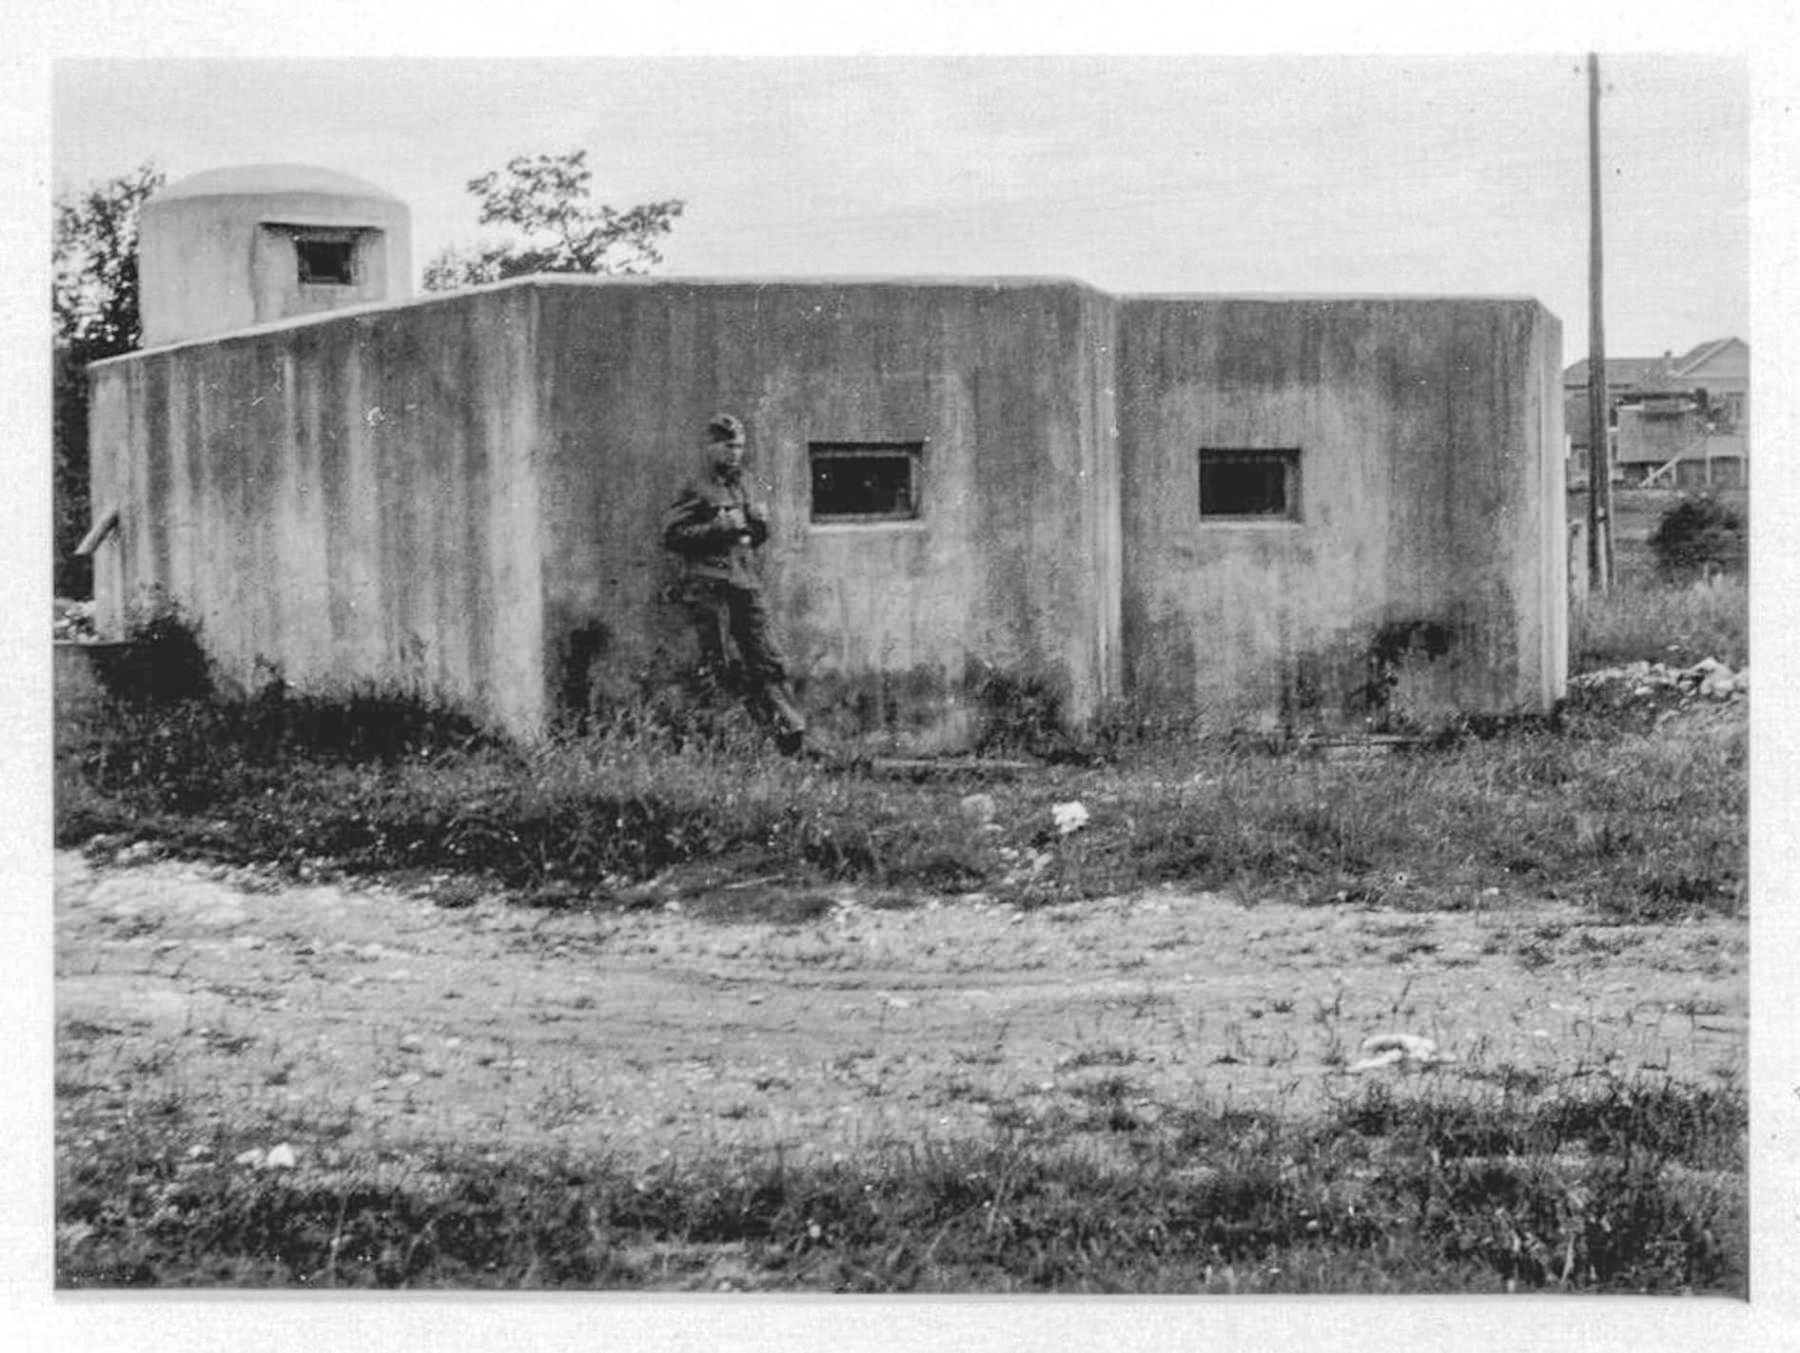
[1199,448,1301,521]
[296,236,357,285]
[809,442,922,523]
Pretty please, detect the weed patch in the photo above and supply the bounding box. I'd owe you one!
[57,572,1745,923]
[57,1076,1744,1292]
[1573,574,1747,670]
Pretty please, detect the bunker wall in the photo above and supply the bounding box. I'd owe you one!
[87,288,547,734]
[1116,296,1565,731]
[533,279,1122,750]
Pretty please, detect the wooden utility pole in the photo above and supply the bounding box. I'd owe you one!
[1586,52,1614,590]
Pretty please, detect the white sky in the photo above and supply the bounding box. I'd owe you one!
[52,53,1747,360]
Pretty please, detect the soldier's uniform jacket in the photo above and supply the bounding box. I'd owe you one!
[662,469,770,591]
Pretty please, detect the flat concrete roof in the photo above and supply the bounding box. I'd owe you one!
[95,272,1555,365]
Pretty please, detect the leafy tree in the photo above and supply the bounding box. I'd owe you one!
[53,161,165,598]
[422,151,684,291]
[1649,493,1747,579]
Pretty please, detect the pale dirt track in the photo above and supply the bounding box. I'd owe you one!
[55,850,1747,1170]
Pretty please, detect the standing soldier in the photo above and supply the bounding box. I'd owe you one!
[662,413,809,753]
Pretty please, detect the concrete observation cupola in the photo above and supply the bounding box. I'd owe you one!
[137,163,412,348]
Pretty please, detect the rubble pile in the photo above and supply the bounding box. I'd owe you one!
[53,598,98,643]
[1570,656,1747,702]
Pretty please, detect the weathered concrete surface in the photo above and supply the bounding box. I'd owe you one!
[1117,296,1564,731]
[88,287,546,735]
[534,278,1122,750]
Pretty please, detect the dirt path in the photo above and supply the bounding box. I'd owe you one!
[55,850,1747,1170]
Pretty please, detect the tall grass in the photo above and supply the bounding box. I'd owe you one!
[55,677,1746,924]
[1572,573,1748,670]
[54,570,1747,921]
[1083,702,1745,920]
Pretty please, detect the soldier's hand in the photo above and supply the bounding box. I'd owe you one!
[718,506,746,531]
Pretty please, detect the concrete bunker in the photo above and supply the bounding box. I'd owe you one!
[86,166,1567,750]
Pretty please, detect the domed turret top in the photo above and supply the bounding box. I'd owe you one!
[138,162,413,347]
[155,163,404,204]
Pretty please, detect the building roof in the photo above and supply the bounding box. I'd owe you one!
[1563,354,1674,388]
[1565,337,1749,389]
[154,164,403,203]
[1670,336,1747,376]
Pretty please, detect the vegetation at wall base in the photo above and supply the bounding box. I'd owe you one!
[55,1074,1743,1292]
[56,657,1746,925]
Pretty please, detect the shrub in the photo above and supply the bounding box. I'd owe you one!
[970,666,1070,759]
[82,588,215,705]
[1648,494,1746,580]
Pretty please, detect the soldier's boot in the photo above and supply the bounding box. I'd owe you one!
[755,684,808,755]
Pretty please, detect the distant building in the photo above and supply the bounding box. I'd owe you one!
[1564,338,1748,489]
[85,164,1569,747]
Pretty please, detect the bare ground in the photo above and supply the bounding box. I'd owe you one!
[52,846,1748,1179]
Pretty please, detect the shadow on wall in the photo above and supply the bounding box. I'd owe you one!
[549,608,1471,749]
[550,606,1079,757]
[1282,618,1462,735]
[549,593,706,739]
[795,661,1072,758]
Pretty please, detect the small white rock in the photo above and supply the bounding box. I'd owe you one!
[1359,1032,1440,1061]
[264,1143,298,1170]
[959,793,997,825]
[1346,1032,1456,1073]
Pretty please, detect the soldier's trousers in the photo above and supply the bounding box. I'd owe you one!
[682,580,806,740]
